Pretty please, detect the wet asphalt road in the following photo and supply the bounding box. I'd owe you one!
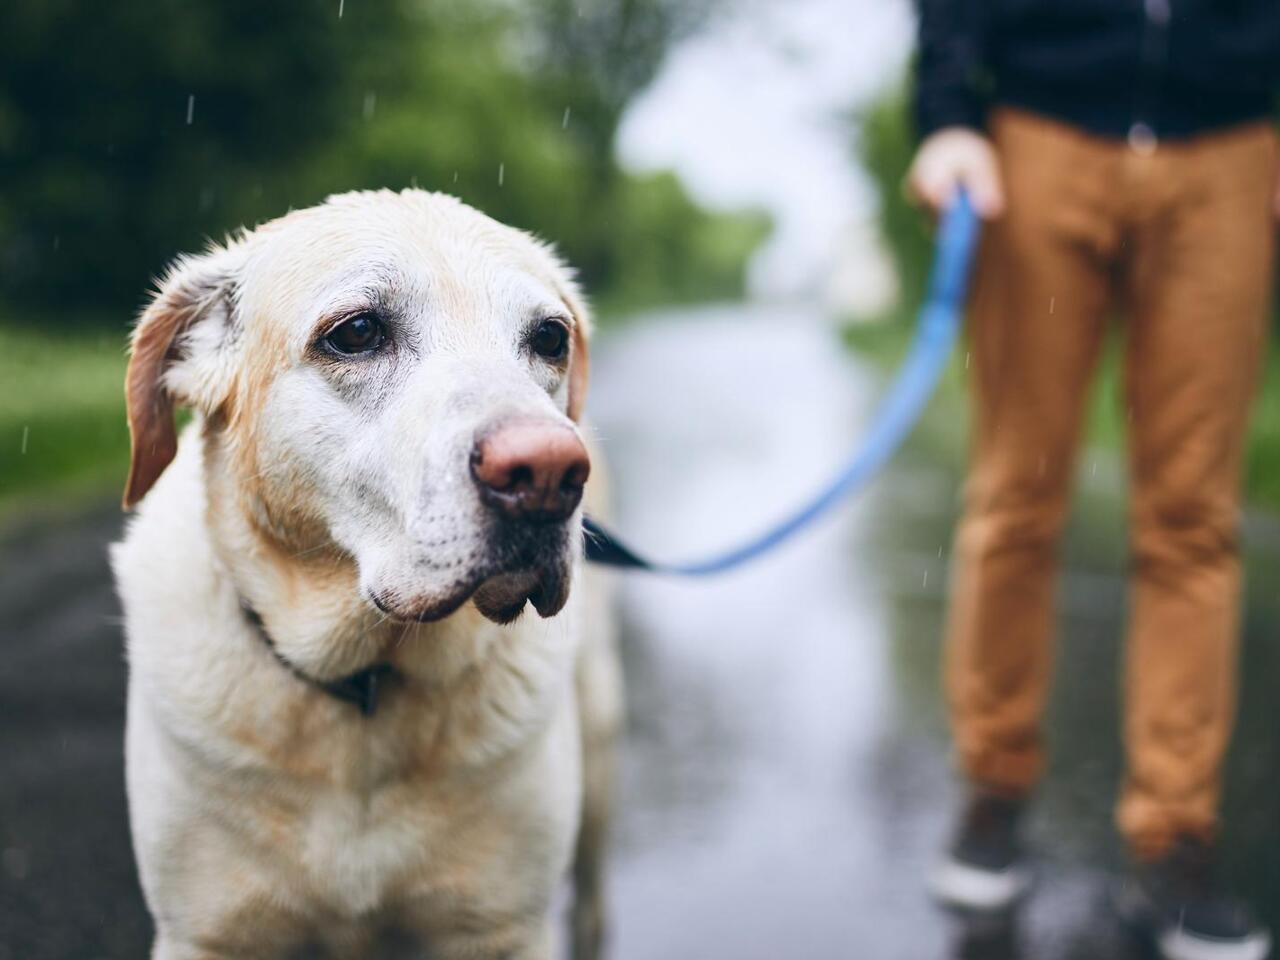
[3,303,1279,959]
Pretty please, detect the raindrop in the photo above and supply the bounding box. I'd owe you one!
[922,569,929,589]
[453,170,459,183]
[964,351,971,369]
[562,106,571,129]
[338,0,345,18]
[1049,296,1056,315]
[363,90,377,121]
[186,94,195,125]
[20,426,29,455]
[498,163,505,187]
[410,175,419,189]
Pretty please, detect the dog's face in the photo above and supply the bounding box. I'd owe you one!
[123,190,591,624]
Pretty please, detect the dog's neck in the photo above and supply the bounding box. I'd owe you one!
[207,491,389,683]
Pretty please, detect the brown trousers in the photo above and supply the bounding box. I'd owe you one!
[946,109,1277,859]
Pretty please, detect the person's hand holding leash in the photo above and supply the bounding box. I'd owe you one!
[907,126,1005,220]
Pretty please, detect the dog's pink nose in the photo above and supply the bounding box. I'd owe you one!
[471,419,590,523]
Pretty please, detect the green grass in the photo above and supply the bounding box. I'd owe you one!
[0,326,130,518]
[843,316,1280,515]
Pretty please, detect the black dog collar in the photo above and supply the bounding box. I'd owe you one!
[240,602,396,717]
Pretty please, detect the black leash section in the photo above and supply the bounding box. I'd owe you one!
[582,514,652,569]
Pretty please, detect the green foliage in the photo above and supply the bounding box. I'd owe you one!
[603,172,772,314]
[1,0,378,313]
[1247,353,1280,510]
[0,0,763,324]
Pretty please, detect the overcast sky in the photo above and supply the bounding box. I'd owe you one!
[617,0,915,309]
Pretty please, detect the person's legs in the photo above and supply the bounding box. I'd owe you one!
[945,110,1121,796]
[1117,124,1278,861]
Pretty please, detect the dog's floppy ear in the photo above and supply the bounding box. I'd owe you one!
[123,246,242,510]
[559,283,591,424]
[568,320,590,423]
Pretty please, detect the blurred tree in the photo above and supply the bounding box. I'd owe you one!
[0,1,396,313]
[523,0,724,287]
[0,0,763,322]
[528,0,719,165]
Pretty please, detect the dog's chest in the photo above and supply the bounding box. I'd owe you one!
[290,786,441,914]
[223,697,580,926]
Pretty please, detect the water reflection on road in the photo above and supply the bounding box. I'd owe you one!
[589,303,1280,960]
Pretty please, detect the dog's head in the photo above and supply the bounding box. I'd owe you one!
[124,190,592,624]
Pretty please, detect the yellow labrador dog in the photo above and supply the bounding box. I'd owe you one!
[111,190,622,960]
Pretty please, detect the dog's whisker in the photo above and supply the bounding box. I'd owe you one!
[290,542,334,560]
[396,621,416,648]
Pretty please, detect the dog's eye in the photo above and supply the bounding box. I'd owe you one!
[324,312,385,355]
[530,319,569,361]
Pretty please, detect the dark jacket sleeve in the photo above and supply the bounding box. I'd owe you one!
[913,0,988,138]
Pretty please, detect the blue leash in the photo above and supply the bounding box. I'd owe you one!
[583,192,981,575]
